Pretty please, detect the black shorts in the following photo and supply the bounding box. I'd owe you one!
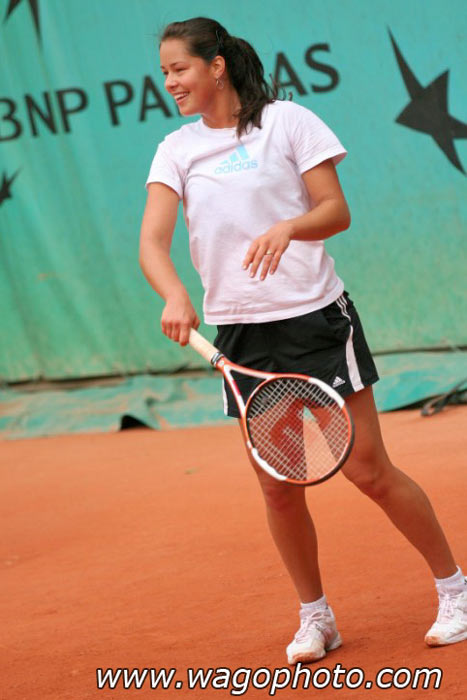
[214,291,379,418]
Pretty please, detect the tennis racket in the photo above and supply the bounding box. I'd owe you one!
[189,328,354,487]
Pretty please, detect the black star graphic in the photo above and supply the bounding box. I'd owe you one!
[0,170,20,206]
[4,0,40,42]
[389,29,467,174]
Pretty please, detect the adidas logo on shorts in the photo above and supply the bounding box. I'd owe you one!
[214,145,258,174]
[332,376,346,388]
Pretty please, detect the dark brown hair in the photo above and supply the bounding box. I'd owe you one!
[160,17,278,138]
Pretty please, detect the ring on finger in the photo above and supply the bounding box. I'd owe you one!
[264,251,274,255]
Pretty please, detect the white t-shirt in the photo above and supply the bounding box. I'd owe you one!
[146,100,347,324]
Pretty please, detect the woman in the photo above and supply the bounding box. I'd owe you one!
[139,17,466,664]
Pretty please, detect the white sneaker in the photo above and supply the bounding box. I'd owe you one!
[286,605,342,664]
[425,580,467,646]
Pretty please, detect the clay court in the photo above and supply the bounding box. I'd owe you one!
[2,406,466,699]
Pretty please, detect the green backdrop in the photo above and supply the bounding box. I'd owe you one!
[1,0,466,381]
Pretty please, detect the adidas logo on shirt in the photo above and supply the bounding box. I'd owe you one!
[214,145,258,174]
[332,376,346,388]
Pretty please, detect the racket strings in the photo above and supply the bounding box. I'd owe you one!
[246,377,350,483]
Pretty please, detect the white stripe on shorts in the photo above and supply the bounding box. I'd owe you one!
[336,294,364,392]
[221,380,229,415]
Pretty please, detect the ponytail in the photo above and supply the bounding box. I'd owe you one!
[160,17,279,138]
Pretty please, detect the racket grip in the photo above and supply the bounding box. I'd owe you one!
[189,328,220,365]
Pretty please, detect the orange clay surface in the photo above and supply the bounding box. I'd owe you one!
[1,407,466,699]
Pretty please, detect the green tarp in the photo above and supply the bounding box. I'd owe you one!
[1,351,465,440]
[1,2,465,438]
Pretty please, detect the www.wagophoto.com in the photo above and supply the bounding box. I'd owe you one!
[96,663,443,694]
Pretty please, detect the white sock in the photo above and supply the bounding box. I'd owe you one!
[301,595,328,612]
[434,566,466,593]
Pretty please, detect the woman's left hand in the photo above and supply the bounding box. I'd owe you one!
[242,221,293,280]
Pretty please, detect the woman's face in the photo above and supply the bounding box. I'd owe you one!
[160,39,218,116]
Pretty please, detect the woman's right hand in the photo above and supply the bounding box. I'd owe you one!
[161,291,200,346]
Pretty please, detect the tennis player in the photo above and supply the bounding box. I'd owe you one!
[139,17,467,663]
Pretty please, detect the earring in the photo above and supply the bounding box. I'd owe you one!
[216,77,224,90]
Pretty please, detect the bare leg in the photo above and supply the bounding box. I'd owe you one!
[257,470,323,602]
[342,387,456,578]
[240,420,323,602]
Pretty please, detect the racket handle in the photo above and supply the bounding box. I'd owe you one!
[189,328,220,365]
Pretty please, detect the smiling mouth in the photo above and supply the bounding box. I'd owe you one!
[174,93,189,104]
